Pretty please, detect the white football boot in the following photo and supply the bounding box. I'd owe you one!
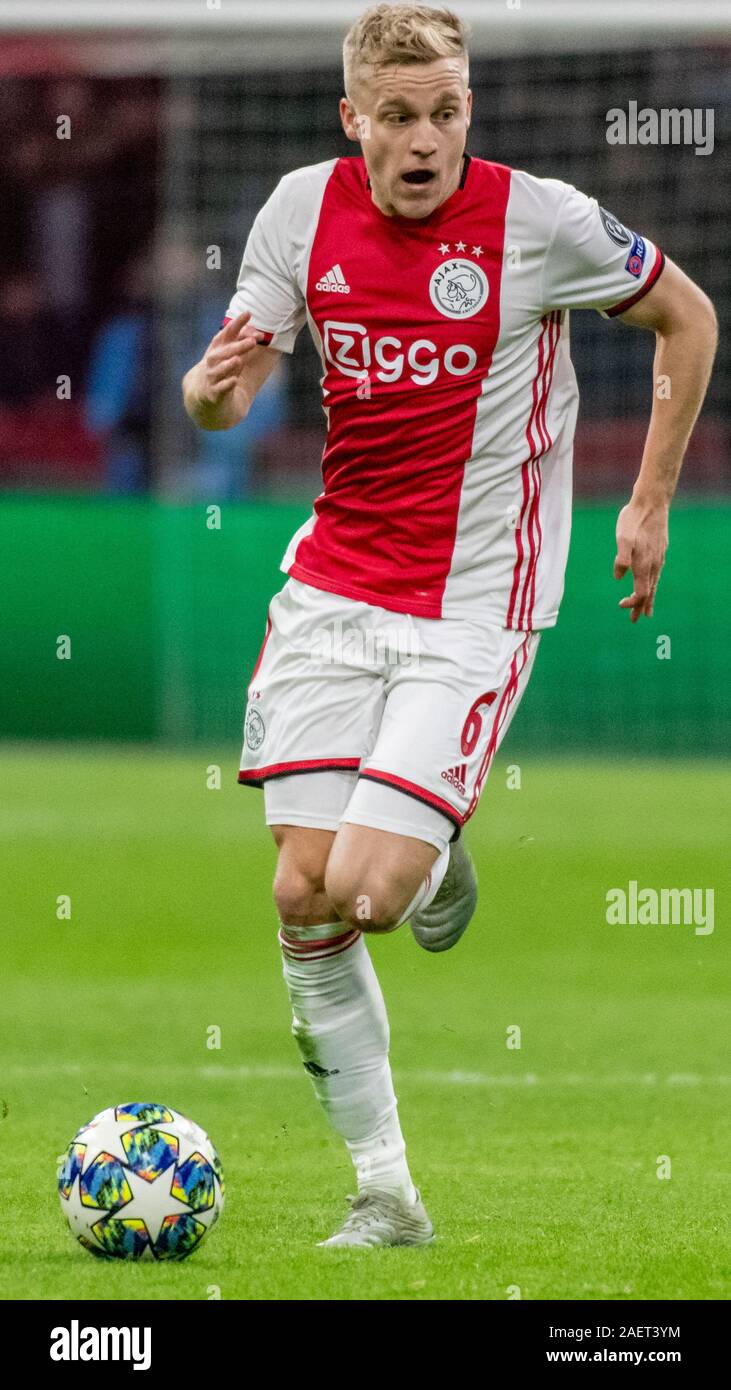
[317,1189,435,1248]
[410,835,478,953]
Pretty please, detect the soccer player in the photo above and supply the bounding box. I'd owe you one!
[182,4,717,1248]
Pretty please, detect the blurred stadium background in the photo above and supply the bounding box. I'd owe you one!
[1,0,729,752]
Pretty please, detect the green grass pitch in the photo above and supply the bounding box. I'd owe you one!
[1,745,728,1301]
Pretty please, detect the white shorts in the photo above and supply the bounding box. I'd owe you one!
[239,577,540,851]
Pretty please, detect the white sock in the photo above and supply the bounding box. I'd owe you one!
[395,842,451,928]
[279,921,418,1203]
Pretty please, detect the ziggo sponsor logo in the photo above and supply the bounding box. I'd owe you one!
[323,320,477,386]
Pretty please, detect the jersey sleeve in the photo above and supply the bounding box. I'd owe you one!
[223,177,306,352]
[542,183,665,318]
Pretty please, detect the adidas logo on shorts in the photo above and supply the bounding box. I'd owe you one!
[316,263,351,293]
[441,763,467,796]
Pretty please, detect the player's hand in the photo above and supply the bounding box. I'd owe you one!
[613,495,669,623]
[198,311,266,414]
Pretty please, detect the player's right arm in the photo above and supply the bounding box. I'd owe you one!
[182,311,282,431]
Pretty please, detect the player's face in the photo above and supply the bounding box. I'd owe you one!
[340,57,472,220]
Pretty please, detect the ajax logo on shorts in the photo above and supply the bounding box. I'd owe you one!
[429,258,489,319]
[245,706,266,751]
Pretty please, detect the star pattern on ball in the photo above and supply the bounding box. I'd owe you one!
[113,1164,192,1246]
[76,1113,208,1175]
[77,1116,133,1170]
[60,1104,225,1262]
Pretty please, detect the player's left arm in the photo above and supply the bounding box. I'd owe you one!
[612,258,718,622]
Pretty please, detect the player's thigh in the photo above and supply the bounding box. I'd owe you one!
[267,776,440,928]
[266,769,356,926]
[269,822,336,927]
[357,622,541,829]
[324,821,439,927]
[269,822,335,873]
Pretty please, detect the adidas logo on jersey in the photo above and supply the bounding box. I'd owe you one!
[441,763,468,796]
[316,264,351,294]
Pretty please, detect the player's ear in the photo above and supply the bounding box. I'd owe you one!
[339,96,360,143]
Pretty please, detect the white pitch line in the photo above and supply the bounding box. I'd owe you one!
[2,1064,730,1086]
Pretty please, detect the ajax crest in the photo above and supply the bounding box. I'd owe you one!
[429,258,489,320]
[245,706,266,751]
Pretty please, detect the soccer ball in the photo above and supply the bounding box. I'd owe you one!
[57,1101,225,1261]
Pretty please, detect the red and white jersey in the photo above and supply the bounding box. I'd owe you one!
[224,154,664,628]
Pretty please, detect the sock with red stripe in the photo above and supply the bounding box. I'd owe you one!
[279,921,418,1203]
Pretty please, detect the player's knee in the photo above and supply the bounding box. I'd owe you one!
[272,861,325,927]
[324,864,400,934]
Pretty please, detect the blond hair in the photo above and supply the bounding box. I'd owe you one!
[343,4,470,101]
